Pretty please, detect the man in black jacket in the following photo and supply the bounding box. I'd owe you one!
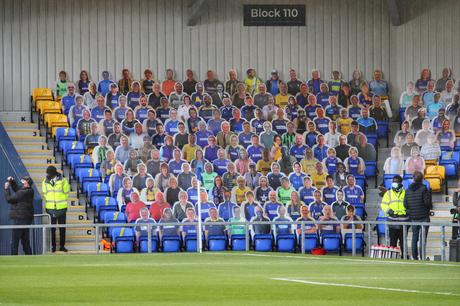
[403,171,433,260]
[4,176,34,255]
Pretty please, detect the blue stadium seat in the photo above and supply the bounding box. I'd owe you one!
[301,233,318,252]
[367,134,378,149]
[69,154,93,180]
[77,168,101,194]
[207,235,227,251]
[162,235,181,252]
[399,107,406,124]
[86,182,109,205]
[355,175,366,190]
[403,179,430,190]
[139,235,159,253]
[184,234,197,252]
[354,203,365,220]
[376,121,389,146]
[403,173,413,181]
[104,211,127,238]
[439,151,459,178]
[230,234,247,251]
[62,141,85,164]
[55,128,77,154]
[344,233,364,254]
[383,174,395,190]
[455,139,460,151]
[321,233,341,253]
[440,146,453,153]
[112,227,135,253]
[376,216,387,236]
[364,161,378,188]
[276,234,296,252]
[253,234,273,252]
[94,196,118,222]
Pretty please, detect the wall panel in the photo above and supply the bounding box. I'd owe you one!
[1,0,460,111]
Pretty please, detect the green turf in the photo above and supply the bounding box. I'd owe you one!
[0,253,459,305]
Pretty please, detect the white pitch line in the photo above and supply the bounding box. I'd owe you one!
[272,278,460,297]
[234,253,460,267]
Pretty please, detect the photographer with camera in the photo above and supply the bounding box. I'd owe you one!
[4,176,34,255]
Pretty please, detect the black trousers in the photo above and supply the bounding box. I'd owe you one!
[389,226,405,258]
[11,219,32,255]
[47,209,67,248]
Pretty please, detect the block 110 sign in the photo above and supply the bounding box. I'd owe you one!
[243,4,306,26]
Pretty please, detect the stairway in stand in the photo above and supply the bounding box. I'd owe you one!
[3,119,98,254]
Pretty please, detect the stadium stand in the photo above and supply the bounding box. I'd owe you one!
[3,66,458,257]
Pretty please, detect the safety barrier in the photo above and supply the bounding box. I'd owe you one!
[0,220,458,260]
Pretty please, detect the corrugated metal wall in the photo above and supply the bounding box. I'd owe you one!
[1,0,459,111]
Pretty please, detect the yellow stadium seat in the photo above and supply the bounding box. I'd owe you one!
[44,114,69,139]
[32,88,53,110]
[37,100,61,116]
[424,165,445,193]
[424,159,438,166]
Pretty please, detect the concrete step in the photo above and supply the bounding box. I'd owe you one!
[57,235,96,243]
[6,129,41,137]
[20,155,56,164]
[24,162,60,170]
[66,227,97,236]
[52,250,111,255]
[16,149,54,156]
[10,135,46,143]
[52,242,96,252]
[66,211,88,222]
[68,205,86,212]
[3,122,38,129]
[13,142,48,150]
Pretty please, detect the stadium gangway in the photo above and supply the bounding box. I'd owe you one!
[0,220,458,260]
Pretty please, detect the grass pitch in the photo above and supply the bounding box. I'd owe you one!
[0,252,459,305]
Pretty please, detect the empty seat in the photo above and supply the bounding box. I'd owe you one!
[253,234,273,252]
[276,233,296,252]
[230,234,247,251]
[139,235,159,253]
[162,235,181,252]
[207,235,227,251]
[112,227,135,253]
[343,233,364,254]
[321,233,341,253]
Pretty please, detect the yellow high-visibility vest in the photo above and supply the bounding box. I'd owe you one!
[42,176,70,210]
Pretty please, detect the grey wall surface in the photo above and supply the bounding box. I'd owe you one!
[1,0,459,111]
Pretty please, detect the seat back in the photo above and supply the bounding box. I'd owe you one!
[230,234,246,251]
[207,235,227,251]
[32,88,53,104]
[364,161,377,177]
[162,235,181,252]
[56,127,77,143]
[321,233,341,252]
[376,216,387,236]
[276,234,296,253]
[253,234,273,252]
[344,233,364,252]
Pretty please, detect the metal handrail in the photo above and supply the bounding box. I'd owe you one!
[1,219,458,259]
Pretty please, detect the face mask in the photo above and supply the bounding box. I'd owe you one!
[392,182,401,190]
